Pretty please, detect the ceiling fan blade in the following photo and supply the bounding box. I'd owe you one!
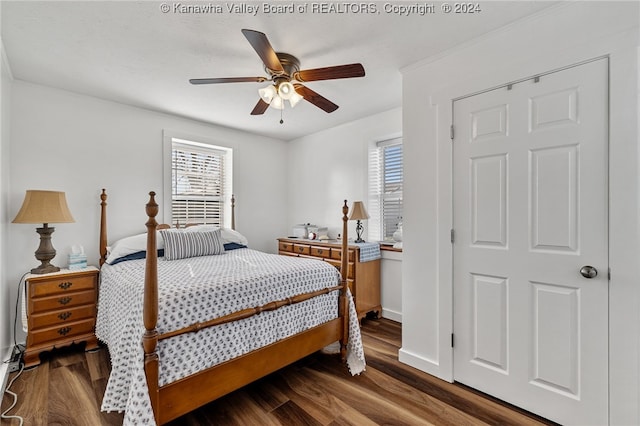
[250,99,270,115]
[294,84,339,113]
[294,63,365,82]
[241,29,284,73]
[189,77,267,85]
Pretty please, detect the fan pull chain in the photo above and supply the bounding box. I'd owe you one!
[280,108,284,124]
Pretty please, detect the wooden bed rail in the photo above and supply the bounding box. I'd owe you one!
[159,284,343,341]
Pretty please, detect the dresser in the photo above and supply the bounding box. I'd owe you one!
[23,267,100,368]
[277,238,381,322]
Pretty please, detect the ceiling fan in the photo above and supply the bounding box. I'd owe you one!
[189,29,365,117]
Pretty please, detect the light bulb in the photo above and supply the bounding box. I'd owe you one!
[288,91,303,108]
[278,81,295,100]
[271,95,284,110]
[258,85,277,103]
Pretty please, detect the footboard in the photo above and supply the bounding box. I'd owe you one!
[137,192,351,424]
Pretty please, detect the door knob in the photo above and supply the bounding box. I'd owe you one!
[580,265,598,279]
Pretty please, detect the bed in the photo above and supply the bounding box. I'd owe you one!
[95,189,365,425]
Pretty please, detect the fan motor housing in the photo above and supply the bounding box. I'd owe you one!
[267,52,300,80]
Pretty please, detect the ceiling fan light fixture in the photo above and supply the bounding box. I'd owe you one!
[271,95,285,110]
[288,91,303,108]
[277,81,295,100]
[258,85,277,104]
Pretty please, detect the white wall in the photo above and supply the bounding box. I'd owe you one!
[287,107,403,320]
[400,2,639,424]
[0,34,14,379]
[380,249,402,322]
[7,80,290,344]
[287,107,401,237]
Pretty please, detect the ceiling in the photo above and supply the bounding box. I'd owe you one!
[1,1,556,141]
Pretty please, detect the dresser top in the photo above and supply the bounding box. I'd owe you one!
[26,266,99,281]
[278,237,364,250]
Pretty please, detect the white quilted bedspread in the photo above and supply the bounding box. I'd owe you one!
[96,248,365,425]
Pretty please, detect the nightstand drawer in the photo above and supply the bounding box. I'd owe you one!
[293,244,310,255]
[30,290,96,314]
[29,304,96,331]
[28,318,95,347]
[29,274,96,297]
[310,246,331,258]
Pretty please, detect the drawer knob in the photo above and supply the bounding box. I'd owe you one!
[298,247,304,252]
[58,281,73,290]
[58,326,72,336]
[58,312,72,321]
[58,297,72,305]
[318,249,324,254]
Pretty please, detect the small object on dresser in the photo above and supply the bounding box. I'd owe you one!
[68,245,87,270]
[68,254,87,270]
[292,224,307,239]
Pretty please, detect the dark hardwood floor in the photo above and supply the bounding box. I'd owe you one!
[2,319,555,425]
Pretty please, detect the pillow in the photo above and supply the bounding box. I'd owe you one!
[160,228,225,261]
[109,249,165,265]
[185,225,249,246]
[106,231,165,265]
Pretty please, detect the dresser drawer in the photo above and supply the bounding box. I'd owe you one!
[330,248,355,262]
[310,246,331,258]
[325,259,355,279]
[29,304,96,331]
[30,290,96,314]
[278,241,294,253]
[293,244,310,255]
[28,318,95,347]
[29,274,96,298]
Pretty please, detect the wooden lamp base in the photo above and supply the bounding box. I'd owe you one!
[31,224,60,274]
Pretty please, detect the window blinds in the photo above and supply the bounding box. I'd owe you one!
[368,138,403,241]
[171,141,227,226]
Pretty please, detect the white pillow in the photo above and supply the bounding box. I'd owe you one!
[105,231,165,264]
[185,225,248,246]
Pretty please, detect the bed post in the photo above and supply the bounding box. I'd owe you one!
[340,200,349,359]
[143,192,160,424]
[231,194,236,230]
[99,189,108,266]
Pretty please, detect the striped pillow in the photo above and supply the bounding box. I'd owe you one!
[160,229,225,261]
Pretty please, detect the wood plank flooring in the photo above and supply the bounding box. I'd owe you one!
[2,319,556,425]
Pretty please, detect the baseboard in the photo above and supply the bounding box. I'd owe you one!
[1,346,11,395]
[381,308,402,323]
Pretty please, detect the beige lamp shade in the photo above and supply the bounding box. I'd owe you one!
[13,190,75,224]
[349,201,369,221]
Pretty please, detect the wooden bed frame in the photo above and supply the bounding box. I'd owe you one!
[98,189,351,424]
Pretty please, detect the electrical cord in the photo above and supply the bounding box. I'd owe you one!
[1,272,29,425]
[1,363,24,425]
[13,273,29,349]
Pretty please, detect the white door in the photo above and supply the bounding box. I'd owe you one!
[452,59,608,425]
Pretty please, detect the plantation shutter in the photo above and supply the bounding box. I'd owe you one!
[171,141,226,226]
[368,138,403,240]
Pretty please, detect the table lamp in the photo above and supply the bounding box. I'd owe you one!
[349,201,369,243]
[12,190,75,274]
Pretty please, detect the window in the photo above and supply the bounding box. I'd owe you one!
[368,137,403,241]
[163,134,232,227]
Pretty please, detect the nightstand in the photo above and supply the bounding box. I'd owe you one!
[23,266,99,368]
